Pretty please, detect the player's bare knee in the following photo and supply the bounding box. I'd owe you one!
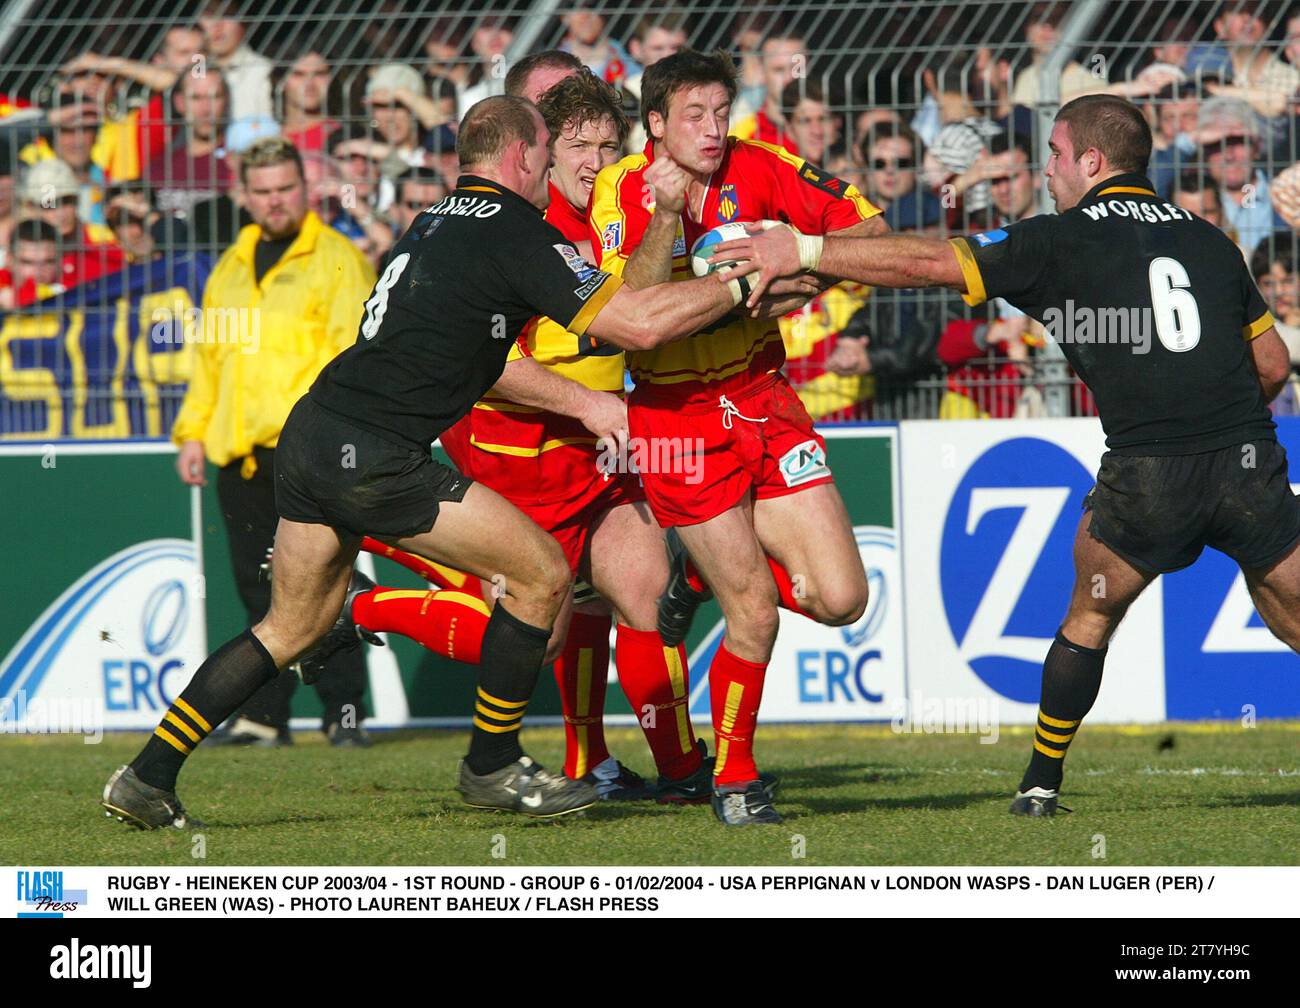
[810,579,869,627]
[254,614,328,667]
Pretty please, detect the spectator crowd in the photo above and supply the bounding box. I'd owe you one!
[1,0,1299,422]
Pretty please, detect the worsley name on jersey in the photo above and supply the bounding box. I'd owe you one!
[954,172,1276,456]
[308,175,621,450]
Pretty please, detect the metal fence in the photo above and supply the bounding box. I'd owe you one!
[0,0,1297,438]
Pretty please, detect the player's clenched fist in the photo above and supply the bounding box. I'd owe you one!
[644,154,691,215]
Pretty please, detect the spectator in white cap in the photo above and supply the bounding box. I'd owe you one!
[333,63,455,210]
[1197,95,1287,254]
[20,158,124,287]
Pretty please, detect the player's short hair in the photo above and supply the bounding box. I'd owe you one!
[990,132,1034,162]
[457,95,540,168]
[239,135,303,184]
[1055,94,1152,174]
[503,49,584,99]
[640,48,738,136]
[11,218,59,250]
[537,68,629,148]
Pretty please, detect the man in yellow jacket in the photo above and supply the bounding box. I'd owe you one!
[172,136,377,746]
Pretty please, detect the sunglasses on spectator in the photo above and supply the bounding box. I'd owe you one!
[1202,136,1249,154]
[109,209,146,228]
[403,199,432,209]
[56,123,100,134]
[872,157,915,170]
[368,100,402,110]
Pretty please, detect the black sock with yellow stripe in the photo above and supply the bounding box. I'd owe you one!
[132,630,278,791]
[1019,630,1106,793]
[466,604,551,776]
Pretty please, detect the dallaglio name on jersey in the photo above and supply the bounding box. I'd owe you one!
[428,195,503,219]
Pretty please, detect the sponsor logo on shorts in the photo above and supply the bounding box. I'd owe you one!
[779,440,830,487]
[672,235,687,257]
[601,221,622,252]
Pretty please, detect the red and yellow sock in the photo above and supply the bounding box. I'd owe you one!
[709,643,768,787]
[360,536,486,599]
[554,612,612,779]
[352,586,490,665]
[615,624,702,780]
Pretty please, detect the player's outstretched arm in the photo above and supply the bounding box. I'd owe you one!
[583,274,739,351]
[715,224,966,307]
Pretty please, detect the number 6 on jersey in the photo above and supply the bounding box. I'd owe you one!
[1149,256,1201,353]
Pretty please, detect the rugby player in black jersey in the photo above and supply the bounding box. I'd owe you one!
[102,96,807,826]
[718,94,1300,817]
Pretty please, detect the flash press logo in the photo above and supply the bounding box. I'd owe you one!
[50,939,151,988]
[16,870,87,917]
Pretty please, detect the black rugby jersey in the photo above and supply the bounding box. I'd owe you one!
[951,173,1276,455]
[310,175,622,449]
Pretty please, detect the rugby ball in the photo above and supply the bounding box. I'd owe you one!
[690,220,782,277]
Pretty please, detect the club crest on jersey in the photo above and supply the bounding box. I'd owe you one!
[601,220,622,252]
[779,439,830,487]
[554,243,598,282]
[717,184,740,223]
[974,229,1008,246]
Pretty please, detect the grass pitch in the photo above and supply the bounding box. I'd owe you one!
[2,722,1298,866]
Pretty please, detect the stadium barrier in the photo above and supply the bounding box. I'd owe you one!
[4,417,1297,734]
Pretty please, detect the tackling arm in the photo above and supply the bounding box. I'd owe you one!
[716,226,967,307]
[583,274,738,351]
[490,356,627,441]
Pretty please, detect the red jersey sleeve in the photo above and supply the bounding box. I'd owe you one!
[745,140,881,235]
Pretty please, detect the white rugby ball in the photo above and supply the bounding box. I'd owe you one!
[690,220,782,277]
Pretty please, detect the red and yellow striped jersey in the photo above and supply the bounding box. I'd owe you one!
[469,180,625,458]
[589,138,880,406]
